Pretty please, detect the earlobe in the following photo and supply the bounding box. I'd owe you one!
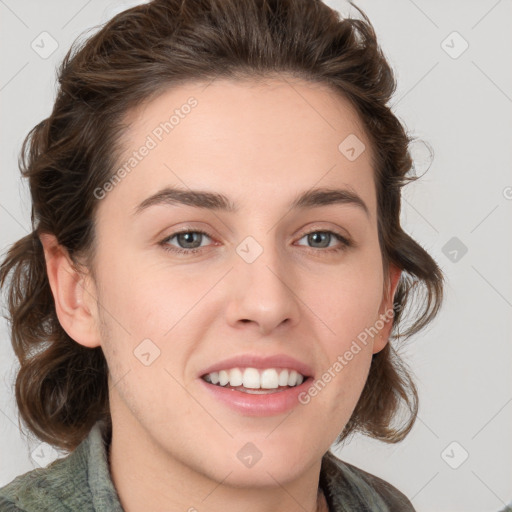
[372,263,402,354]
[39,233,101,348]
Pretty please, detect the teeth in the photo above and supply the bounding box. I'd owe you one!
[203,367,306,389]
[229,368,243,386]
[243,368,261,389]
[260,368,279,389]
[218,370,229,386]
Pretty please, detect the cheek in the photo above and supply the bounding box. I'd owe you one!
[94,257,210,391]
[94,251,178,334]
[312,254,384,344]
[304,248,383,403]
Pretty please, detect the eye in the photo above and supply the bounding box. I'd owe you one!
[159,229,214,255]
[159,228,351,256]
[295,230,351,253]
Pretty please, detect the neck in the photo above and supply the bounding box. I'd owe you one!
[107,412,327,512]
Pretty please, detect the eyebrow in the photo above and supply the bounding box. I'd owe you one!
[133,186,369,217]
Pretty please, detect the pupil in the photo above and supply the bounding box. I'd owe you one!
[309,232,329,248]
[179,232,200,248]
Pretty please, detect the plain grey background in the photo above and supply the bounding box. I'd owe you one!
[1,1,511,511]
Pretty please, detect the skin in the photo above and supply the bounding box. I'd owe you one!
[41,76,400,512]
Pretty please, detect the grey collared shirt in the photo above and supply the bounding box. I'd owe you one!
[0,420,415,511]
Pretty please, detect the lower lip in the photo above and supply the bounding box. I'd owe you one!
[198,377,313,416]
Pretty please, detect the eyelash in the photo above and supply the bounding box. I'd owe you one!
[159,228,352,256]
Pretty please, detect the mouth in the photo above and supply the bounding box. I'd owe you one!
[197,353,314,415]
[201,367,309,394]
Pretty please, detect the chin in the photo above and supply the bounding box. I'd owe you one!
[216,459,309,489]
[217,439,315,487]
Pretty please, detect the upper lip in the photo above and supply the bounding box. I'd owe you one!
[198,353,314,379]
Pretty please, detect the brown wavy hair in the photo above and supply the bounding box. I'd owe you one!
[0,0,443,452]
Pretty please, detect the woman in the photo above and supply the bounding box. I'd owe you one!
[0,0,443,510]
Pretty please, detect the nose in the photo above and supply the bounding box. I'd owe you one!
[224,241,301,336]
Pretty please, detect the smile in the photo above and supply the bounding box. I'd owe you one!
[202,367,306,390]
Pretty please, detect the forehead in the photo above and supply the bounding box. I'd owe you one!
[100,76,376,219]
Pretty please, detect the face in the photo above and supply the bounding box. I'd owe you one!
[86,76,395,487]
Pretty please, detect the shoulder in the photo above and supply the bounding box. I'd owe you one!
[0,495,23,512]
[0,446,90,512]
[0,420,117,512]
[321,451,416,512]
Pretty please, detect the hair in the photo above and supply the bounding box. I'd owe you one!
[0,0,443,452]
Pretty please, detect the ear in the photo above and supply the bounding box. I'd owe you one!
[39,233,101,348]
[372,263,401,354]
